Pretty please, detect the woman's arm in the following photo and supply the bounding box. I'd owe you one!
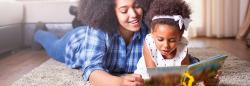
[89,70,144,86]
[89,70,120,86]
[143,41,156,68]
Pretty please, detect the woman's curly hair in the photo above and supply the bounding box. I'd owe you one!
[78,0,153,34]
[146,0,191,32]
[135,0,154,14]
[78,0,117,33]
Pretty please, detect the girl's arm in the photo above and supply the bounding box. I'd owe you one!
[181,52,190,65]
[143,41,156,68]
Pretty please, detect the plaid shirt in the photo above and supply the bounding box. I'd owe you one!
[65,25,148,80]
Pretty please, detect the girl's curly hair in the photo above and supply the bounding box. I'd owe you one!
[78,0,153,34]
[146,0,191,32]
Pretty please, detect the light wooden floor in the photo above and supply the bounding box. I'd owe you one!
[0,38,249,86]
[0,49,49,86]
[189,38,250,61]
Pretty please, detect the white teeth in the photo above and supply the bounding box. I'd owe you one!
[129,20,138,24]
[130,19,138,23]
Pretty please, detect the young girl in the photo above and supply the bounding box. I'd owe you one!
[135,0,199,79]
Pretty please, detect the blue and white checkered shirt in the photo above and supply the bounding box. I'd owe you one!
[65,25,148,80]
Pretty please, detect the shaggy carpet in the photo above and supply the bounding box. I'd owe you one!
[12,48,250,86]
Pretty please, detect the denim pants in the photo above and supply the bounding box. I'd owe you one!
[34,28,81,63]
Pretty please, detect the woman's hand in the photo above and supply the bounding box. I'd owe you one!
[119,74,144,86]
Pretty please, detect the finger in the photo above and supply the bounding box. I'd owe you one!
[204,78,219,86]
[205,82,219,86]
[213,70,222,79]
[217,70,222,76]
[196,81,205,86]
[130,74,143,83]
[206,78,218,83]
[124,76,136,82]
[214,74,219,79]
[128,75,144,83]
[131,74,142,78]
[124,80,144,86]
[130,74,145,86]
[123,79,137,86]
[134,81,144,86]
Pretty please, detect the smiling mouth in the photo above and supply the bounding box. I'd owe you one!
[162,50,170,55]
[129,19,139,24]
[162,48,176,55]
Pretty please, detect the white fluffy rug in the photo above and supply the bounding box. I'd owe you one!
[12,48,250,86]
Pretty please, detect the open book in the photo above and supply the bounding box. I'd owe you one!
[145,54,228,86]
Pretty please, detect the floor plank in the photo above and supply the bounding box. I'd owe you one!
[189,38,250,61]
[0,49,49,86]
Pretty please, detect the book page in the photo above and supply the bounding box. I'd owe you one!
[187,54,227,82]
[144,54,228,86]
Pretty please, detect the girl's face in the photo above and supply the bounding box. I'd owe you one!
[114,0,143,32]
[152,24,182,59]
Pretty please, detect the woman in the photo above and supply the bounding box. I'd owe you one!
[34,0,152,86]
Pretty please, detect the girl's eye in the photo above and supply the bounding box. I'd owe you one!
[169,38,177,42]
[157,38,164,41]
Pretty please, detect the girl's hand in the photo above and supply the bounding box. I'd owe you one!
[195,70,222,86]
[120,74,144,86]
[204,70,222,86]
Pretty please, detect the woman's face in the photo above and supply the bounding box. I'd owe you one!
[152,24,182,59]
[114,0,143,32]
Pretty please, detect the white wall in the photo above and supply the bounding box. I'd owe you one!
[0,0,24,53]
[0,1,23,26]
[22,0,78,23]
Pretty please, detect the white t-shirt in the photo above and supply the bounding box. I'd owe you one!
[134,34,188,79]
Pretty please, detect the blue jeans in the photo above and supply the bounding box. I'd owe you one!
[34,28,81,63]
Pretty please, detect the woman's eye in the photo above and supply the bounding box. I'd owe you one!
[121,10,126,13]
[120,8,127,13]
[134,3,141,8]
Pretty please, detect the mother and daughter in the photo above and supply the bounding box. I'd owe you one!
[34,0,219,86]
